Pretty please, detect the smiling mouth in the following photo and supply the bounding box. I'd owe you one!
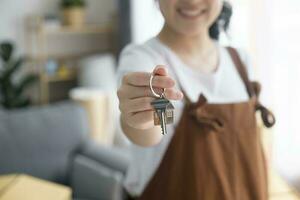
[177,7,207,20]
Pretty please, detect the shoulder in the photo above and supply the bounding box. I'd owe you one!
[224,46,256,81]
[236,48,256,81]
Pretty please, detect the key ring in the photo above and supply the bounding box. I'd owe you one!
[150,74,165,98]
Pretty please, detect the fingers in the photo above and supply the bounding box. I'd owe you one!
[153,65,168,76]
[123,72,175,88]
[125,110,155,130]
[122,64,172,88]
[119,97,155,114]
[118,65,183,130]
[118,85,183,100]
[164,88,183,100]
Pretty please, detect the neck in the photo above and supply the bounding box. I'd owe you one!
[158,23,215,57]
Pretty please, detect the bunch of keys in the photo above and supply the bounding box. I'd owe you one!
[150,74,174,135]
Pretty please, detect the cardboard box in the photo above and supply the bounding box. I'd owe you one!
[0,174,71,200]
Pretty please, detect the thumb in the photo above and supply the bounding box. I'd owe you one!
[153,65,168,76]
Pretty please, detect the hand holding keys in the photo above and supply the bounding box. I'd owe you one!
[150,73,175,135]
[118,65,182,141]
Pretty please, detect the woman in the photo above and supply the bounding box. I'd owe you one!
[117,0,275,199]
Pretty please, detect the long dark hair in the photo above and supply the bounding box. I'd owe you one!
[209,1,232,40]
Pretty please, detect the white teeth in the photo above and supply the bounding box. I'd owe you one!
[179,9,202,17]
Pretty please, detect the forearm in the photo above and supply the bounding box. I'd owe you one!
[120,115,163,147]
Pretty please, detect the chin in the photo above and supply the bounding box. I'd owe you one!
[176,25,207,37]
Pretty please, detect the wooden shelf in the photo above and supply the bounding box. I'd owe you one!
[27,49,113,61]
[26,15,117,104]
[41,74,76,83]
[43,24,114,35]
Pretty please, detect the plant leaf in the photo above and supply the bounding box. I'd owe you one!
[0,42,14,62]
[15,74,38,97]
[61,0,85,8]
[1,58,24,80]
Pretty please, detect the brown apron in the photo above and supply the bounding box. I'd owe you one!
[136,47,275,200]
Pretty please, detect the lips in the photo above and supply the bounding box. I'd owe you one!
[177,7,207,19]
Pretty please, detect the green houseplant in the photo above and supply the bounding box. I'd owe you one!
[0,42,37,109]
[61,0,85,8]
[61,0,86,27]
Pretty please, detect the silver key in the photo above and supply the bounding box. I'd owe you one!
[149,74,174,135]
[151,97,174,135]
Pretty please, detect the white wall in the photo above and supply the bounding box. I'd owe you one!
[0,0,116,54]
[130,0,164,44]
[265,0,300,186]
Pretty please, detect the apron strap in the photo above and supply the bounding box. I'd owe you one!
[226,47,255,98]
[226,47,276,128]
[179,47,254,100]
[162,44,274,127]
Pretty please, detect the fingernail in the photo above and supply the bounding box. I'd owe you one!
[164,67,168,74]
[177,91,183,99]
[157,66,168,73]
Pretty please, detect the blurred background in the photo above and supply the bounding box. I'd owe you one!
[0,0,299,199]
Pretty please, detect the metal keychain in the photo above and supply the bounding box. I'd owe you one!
[150,74,174,135]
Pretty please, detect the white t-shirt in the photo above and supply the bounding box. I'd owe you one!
[117,37,255,196]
